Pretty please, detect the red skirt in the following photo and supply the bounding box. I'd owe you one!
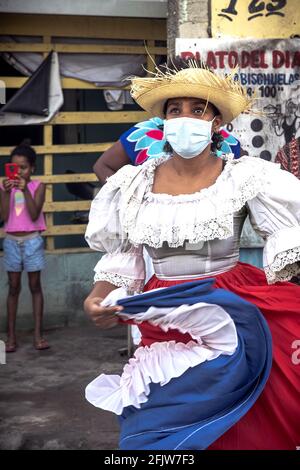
[140,262,300,450]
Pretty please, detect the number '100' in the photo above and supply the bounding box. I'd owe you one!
[259,86,277,97]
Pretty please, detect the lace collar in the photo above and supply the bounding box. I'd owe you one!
[143,153,234,203]
[108,155,271,248]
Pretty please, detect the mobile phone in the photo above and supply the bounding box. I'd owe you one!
[5,163,19,180]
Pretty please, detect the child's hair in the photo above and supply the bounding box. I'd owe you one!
[10,140,37,167]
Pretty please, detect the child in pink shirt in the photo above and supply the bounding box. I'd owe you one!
[0,144,49,352]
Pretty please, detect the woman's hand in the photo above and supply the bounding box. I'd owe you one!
[2,178,15,192]
[83,296,123,329]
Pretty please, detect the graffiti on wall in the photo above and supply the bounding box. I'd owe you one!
[211,0,300,38]
[176,37,300,161]
[176,37,300,246]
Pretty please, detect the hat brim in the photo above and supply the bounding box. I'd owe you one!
[135,83,247,124]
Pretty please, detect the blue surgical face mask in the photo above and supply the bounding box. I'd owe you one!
[163,117,214,159]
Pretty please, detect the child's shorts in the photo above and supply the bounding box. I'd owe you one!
[3,232,45,272]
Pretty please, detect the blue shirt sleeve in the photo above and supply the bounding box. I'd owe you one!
[119,118,165,165]
[119,126,139,164]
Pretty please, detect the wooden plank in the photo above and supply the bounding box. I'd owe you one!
[0,143,115,156]
[1,76,130,90]
[45,247,92,254]
[51,111,148,125]
[0,173,98,184]
[32,173,98,184]
[44,224,87,236]
[0,14,166,40]
[44,201,91,212]
[0,42,167,55]
[43,125,55,250]
[43,36,51,58]
[146,40,156,74]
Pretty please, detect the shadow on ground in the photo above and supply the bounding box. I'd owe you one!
[0,325,128,450]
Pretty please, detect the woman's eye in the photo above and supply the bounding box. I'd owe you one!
[194,108,204,114]
[168,107,179,114]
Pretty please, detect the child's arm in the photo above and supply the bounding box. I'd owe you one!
[0,179,14,221]
[19,180,45,221]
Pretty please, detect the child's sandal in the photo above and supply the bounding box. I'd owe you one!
[6,342,17,353]
[34,338,50,350]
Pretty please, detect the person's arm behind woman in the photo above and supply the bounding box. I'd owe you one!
[93,140,131,184]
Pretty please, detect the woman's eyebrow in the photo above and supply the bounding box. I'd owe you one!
[167,99,206,108]
[167,101,181,107]
[191,100,206,106]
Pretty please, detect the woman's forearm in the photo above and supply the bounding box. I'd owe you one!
[86,280,118,301]
[83,279,123,327]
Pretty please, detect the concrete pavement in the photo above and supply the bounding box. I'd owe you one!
[0,324,128,450]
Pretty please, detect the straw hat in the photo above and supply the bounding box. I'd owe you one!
[130,63,253,124]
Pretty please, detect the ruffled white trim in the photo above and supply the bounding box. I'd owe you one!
[263,226,300,283]
[106,155,273,248]
[93,272,144,293]
[265,246,300,283]
[93,252,145,293]
[85,288,238,415]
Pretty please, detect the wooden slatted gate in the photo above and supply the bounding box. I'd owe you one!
[0,13,166,253]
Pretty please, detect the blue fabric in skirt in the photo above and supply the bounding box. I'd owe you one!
[116,279,272,450]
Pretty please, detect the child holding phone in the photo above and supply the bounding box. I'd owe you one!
[0,144,49,352]
[5,162,19,180]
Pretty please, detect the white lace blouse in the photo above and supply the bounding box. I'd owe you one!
[85,155,300,290]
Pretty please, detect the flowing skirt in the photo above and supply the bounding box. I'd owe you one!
[140,262,300,450]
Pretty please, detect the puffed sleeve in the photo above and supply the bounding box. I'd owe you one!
[85,166,145,293]
[246,162,300,284]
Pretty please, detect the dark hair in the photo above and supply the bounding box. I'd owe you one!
[10,142,37,167]
[211,131,224,153]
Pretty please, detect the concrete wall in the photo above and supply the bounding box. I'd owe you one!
[0,252,100,332]
[168,0,209,56]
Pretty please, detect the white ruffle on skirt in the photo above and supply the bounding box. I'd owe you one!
[85,288,238,415]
